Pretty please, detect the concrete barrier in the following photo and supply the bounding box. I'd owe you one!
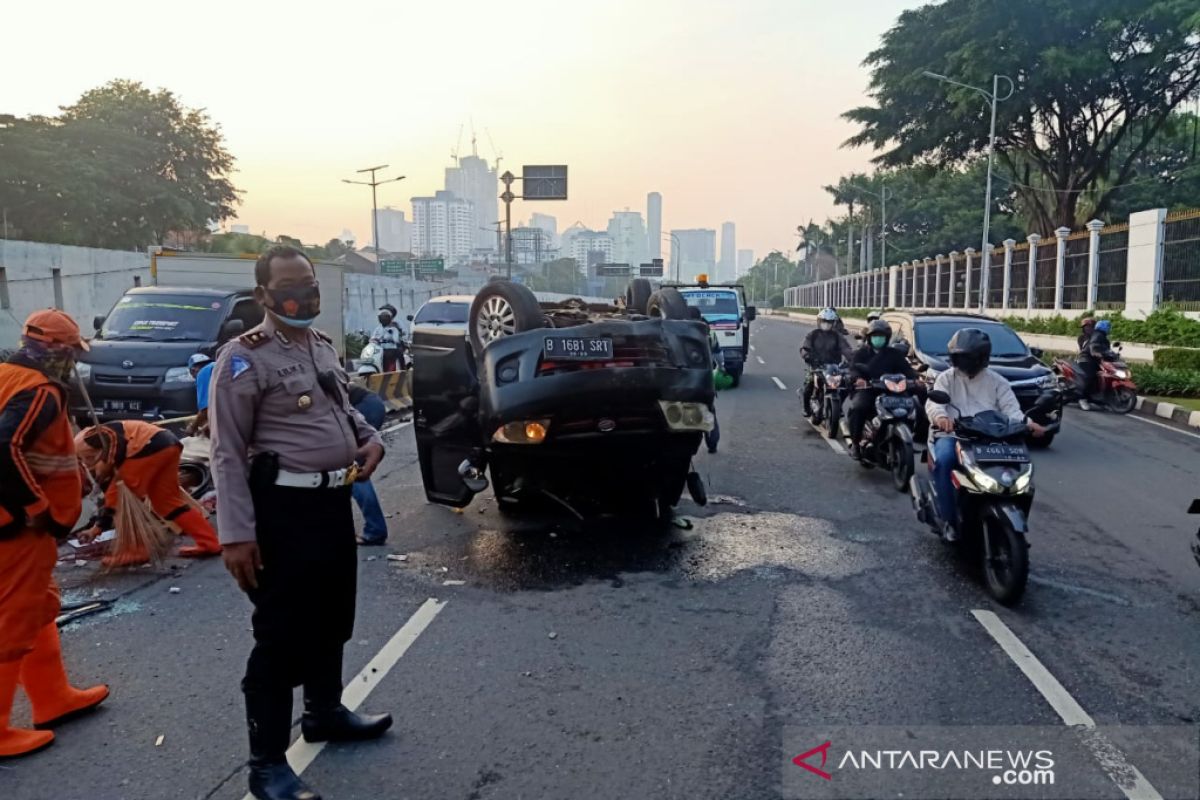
[357,369,412,412]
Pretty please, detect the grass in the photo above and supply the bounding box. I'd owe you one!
[1145,396,1200,412]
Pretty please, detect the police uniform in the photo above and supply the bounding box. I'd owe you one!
[209,314,388,799]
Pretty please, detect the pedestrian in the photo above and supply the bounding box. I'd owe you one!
[74,420,221,566]
[369,305,405,372]
[0,309,109,758]
[210,245,390,800]
[348,373,389,546]
[689,307,721,454]
[187,353,215,437]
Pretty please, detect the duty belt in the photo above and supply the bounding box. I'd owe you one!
[275,464,359,489]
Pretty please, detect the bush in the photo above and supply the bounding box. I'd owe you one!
[1153,348,1200,370]
[1130,365,1200,397]
[1004,307,1200,348]
[345,331,367,360]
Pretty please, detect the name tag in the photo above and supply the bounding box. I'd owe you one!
[277,363,305,378]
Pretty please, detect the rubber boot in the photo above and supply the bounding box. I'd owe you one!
[300,648,391,743]
[0,659,55,758]
[172,508,221,558]
[20,623,109,728]
[246,686,320,800]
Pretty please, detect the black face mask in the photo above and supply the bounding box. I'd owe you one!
[264,284,320,326]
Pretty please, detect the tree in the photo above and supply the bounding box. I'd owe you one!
[1102,111,1200,218]
[844,0,1200,233]
[0,80,238,249]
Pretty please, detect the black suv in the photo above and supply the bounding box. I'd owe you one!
[884,312,1064,448]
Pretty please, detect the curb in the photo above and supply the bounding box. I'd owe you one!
[1133,396,1200,431]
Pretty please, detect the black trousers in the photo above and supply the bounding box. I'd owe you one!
[242,484,356,757]
[1076,359,1099,398]
[847,388,879,443]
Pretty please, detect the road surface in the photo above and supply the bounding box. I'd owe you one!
[6,316,1199,800]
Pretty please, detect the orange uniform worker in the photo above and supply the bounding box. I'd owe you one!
[0,310,109,759]
[75,420,221,565]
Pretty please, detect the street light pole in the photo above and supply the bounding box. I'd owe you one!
[923,71,1014,309]
[342,165,406,265]
[847,182,891,271]
[662,233,681,282]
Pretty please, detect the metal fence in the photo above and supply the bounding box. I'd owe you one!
[1034,239,1057,309]
[1061,234,1090,309]
[1009,244,1029,309]
[987,247,1005,309]
[1162,211,1200,310]
[1095,225,1128,310]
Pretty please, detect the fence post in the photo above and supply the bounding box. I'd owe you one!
[947,252,958,308]
[1126,208,1167,315]
[1002,239,1016,310]
[933,255,944,308]
[900,262,910,307]
[980,245,993,311]
[888,265,898,308]
[1025,234,1041,311]
[1053,227,1071,311]
[919,258,929,308]
[963,249,975,310]
[1085,219,1105,310]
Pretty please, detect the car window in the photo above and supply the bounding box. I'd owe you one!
[415,301,469,325]
[915,320,1029,358]
[97,294,225,342]
[680,290,740,318]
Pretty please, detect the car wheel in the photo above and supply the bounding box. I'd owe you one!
[646,287,689,320]
[469,280,544,353]
[626,278,654,315]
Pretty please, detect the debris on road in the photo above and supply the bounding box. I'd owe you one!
[168,587,181,594]
[443,579,466,586]
[548,631,558,640]
[154,735,164,747]
[386,554,408,562]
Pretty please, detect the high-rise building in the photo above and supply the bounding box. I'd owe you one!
[411,190,473,261]
[646,192,662,260]
[445,152,498,251]
[569,231,614,272]
[530,213,558,247]
[671,228,716,280]
[719,222,736,282]
[737,249,754,276]
[511,227,553,265]
[376,207,412,253]
[607,210,648,269]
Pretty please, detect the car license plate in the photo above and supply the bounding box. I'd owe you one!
[543,336,613,360]
[973,443,1029,462]
[103,399,142,412]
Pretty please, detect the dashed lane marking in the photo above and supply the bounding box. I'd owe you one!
[971,610,1163,800]
[380,420,412,436]
[756,356,766,365]
[806,420,846,454]
[771,377,788,391]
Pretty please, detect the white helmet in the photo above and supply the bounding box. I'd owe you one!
[817,308,839,323]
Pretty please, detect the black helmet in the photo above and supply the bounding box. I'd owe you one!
[947,328,992,377]
[866,319,892,347]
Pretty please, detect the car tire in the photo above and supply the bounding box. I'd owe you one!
[626,278,654,315]
[469,280,544,353]
[646,287,689,320]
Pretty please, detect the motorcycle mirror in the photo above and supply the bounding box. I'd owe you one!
[1113,341,1122,349]
[916,363,930,373]
[1029,346,1044,359]
[928,390,952,404]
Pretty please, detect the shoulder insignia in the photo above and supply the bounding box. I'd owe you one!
[314,328,334,345]
[239,330,271,349]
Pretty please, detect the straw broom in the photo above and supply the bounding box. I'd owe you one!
[108,480,175,567]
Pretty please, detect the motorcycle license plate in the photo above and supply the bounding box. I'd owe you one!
[543,336,614,360]
[973,443,1029,462]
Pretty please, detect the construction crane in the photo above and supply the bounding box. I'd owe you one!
[485,127,503,172]
[450,124,464,165]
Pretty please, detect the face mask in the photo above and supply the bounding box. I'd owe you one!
[17,339,75,382]
[870,335,888,349]
[818,322,833,332]
[378,315,391,325]
[265,284,320,327]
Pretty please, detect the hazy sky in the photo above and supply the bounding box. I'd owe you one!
[4,0,921,258]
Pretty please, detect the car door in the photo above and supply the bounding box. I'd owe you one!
[412,327,480,506]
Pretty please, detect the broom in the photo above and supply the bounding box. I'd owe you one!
[107,480,175,567]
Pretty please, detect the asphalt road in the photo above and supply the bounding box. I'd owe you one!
[5,317,1199,800]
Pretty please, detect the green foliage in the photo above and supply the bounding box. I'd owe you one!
[344,331,368,360]
[843,0,1200,233]
[1130,365,1200,397]
[0,80,239,248]
[1153,347,1200,370]
[201,232,355,262]
[1003,308,1200,348]
[524,259,585,294]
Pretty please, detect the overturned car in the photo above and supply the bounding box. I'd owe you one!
[412,279,714,522]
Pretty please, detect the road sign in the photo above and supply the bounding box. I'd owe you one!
[598,263,631,277]
[380,258,445,277]
[522,165,568,200]
[639,260,664,277]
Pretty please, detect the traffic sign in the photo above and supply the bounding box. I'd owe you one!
[380,257,445,277]
[522,165,568,200]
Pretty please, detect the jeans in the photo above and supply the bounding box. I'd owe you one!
[351,480,388,542]
[931,436,960,526]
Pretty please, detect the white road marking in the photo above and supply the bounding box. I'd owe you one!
[379,420,412,436]
[242,599,446,799]
[756,356,766,365]
[771,377,788,391]
[971,610,1163,800]
[1125,412,1200,441]
[805,419,846,454]
[749,345,755,352]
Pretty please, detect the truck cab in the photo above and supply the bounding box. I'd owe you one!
[676,278,755,386]
[73,286,263,425]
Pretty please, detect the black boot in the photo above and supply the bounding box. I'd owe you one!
[245,686,321,800]
[301,647,392,743]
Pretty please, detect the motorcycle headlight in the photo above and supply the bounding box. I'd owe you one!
[966,464,1001,493]
[826,375,842,389]
[1113,369,1129,380]
[885,378,907,393]
[1014,466,1034,493]
[163,367,195,386]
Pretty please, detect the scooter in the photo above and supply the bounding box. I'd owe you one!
[1052,345,1137,414]
[802,362,846,434]
[911,391,1062,606]
[842,373,917,492]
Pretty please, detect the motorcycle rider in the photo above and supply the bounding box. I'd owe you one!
[860,310,883,340]
[926,328,1046,541]
[369,305,405,372]
[1077,317,1095,351]
[799,308,853,417]
[846,319,918,460]
[1077,319,1113,411]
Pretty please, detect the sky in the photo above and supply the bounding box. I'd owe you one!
[3,0,922,260]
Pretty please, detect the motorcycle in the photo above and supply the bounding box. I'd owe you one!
[842,373,917,492]
[911,391,1062,605]
[1052,345,1137,414]
[803,362,848,436]
[358,337,412,375]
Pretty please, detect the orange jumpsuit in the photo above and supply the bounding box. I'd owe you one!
[0,359,108,758]
[85,421,220,565]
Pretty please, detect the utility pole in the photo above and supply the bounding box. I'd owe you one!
[342,166,405,265]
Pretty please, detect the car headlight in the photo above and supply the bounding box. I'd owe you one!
[163,367,195,386]
[658,400,714,432]
[492,419,550,444]
[74,362,92,381]
[1038,373,1058,388]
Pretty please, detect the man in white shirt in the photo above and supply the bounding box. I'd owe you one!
[369,305,405,372]
[925,328,1045,540]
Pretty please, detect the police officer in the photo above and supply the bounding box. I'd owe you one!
[210,246,388,800]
